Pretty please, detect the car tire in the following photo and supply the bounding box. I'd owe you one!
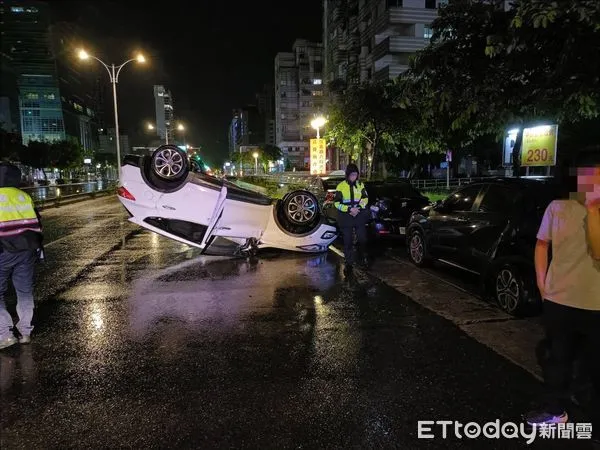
[492,263,538,316]
[150,145,189,183]
[281,190,320,227]
[407,229,430,267]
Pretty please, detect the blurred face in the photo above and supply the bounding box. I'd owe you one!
[576,166,600,202]
[348,172,358,183]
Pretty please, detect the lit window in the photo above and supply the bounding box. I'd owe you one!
[25,92,39,99]
[44,93,55,100]
[424,26,433,39]
[11,7,24,13]
[312,91,323,97]
[313,79,322,85]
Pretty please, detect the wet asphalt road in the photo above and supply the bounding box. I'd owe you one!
[0,198,590,449]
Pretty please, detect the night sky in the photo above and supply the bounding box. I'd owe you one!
[48,0,323,165]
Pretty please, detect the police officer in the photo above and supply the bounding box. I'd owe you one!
[0,162,43,350]
[334,163,369,272]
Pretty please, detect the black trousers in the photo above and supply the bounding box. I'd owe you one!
[338,209,369,265]
[541,301,600,427]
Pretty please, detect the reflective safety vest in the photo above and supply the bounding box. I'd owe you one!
[333,180,368,213]
[0,187,41,238]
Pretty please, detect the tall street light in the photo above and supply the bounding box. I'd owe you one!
[252,151,259,175]
[311,116,327,139]
[78,49,146,182]
[177,123,186,147]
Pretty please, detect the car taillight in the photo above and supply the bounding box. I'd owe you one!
[117,186,135,201]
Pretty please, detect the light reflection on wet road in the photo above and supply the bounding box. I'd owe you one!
[0,198,582,449]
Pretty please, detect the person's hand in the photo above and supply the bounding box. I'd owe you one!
[536,277,546,300]
[349,207,359,217]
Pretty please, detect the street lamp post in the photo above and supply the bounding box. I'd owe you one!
[78,49,145,182]
[177,123,186,147]
[310,116,327,139]
[252,152,259,175]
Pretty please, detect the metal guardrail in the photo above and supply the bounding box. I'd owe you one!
[22,181,117,208]
[408,177,492,191]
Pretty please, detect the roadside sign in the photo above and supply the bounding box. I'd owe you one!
[446,151,452,162]
[520,125,558,167]
[309,139,327,175]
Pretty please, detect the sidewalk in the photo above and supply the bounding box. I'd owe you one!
[330,246,544,380]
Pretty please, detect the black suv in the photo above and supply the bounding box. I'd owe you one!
[406,178,559,316]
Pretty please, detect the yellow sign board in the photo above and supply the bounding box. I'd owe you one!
[520,125,558,167]
[310,138,327,175]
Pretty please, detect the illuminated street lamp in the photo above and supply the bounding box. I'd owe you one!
[310,116,327,139]
[147,122,169,144]
[176,123,186,147]
[252,151,259,175]
[78,49,146,182]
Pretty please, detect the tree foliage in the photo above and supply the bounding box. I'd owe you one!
[327,0,600,176]
[326,82,404,178]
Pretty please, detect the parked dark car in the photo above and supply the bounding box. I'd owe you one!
[405,178,560,316]
[366,181,431,237]
[321,178,430,237]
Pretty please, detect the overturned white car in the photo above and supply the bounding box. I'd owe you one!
[116,145,337,256]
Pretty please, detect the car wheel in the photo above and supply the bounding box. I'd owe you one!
[493,263,537,316]
[282,190,319,226]
[151,145,189,182]
[407,229,430,267]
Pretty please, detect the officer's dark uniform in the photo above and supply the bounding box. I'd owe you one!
[0,163,43,349]
[333,164,369,268]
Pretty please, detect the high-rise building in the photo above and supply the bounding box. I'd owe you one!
[323,0,439,85]
[50,22,101,151]
[98,128,130,156]
[1,1,66,144]
[1,1,102,149]
[0,53,20,133]
[153,85,174,143]
[256,84,276,147]
[228,105,263,157]
[274,39,324,170]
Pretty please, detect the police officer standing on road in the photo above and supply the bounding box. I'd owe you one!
[0,162,44,350]
[334,163,369,274]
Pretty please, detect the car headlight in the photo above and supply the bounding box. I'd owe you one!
[321,231,337,240]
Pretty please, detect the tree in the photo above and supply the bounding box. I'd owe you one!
[410,1,514,149]
[326,82,403,178]
[411,0,600,173]
[0,129,25,162]
[50,139,84,172]
[18,141,52,179]
[259,144,282,163]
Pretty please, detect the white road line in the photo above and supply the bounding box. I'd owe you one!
[328,245,345,259]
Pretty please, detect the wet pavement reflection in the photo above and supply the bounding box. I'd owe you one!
[0,198,581,449]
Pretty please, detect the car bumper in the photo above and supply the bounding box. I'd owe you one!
[371,218,408,236]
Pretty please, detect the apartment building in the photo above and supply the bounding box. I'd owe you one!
[274,39,324,170]
[153,85,175,144]
[323,0,441,85]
